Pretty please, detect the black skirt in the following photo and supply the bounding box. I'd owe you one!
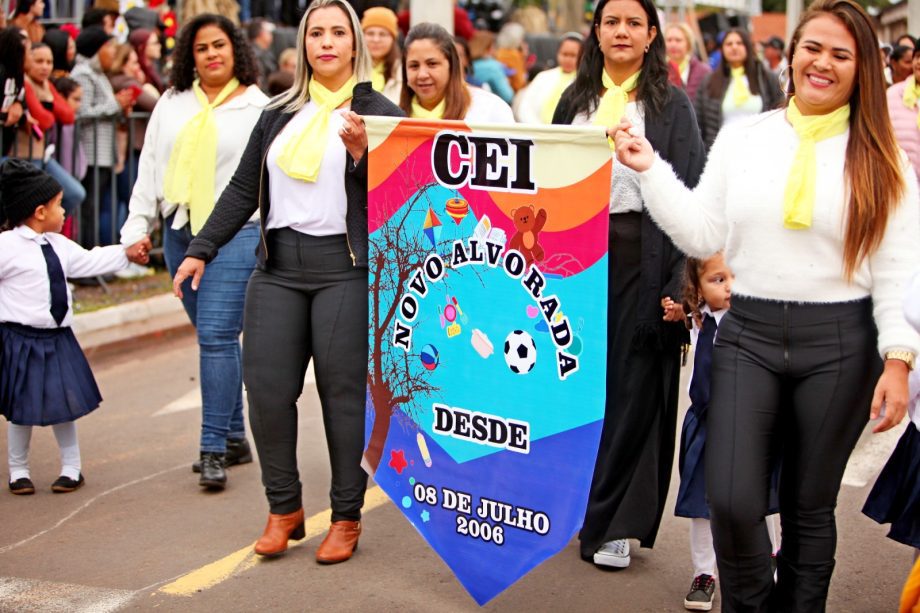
[0,322,102,426]
[579,212,682,556]
[862,424,920,548]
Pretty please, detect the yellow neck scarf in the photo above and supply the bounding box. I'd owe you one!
[903,75,920,130]
[678,57,690,83]
[371,62,387,93]
[276,75,356,183]
[163,77,240,235]
[540,67,576,124]
[596,68,641,149]
[730,66,751,108]
[783,96,850,230]
[411,96,446,119]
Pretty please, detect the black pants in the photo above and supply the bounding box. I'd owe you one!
[707,296,881,612]
[243,229,368,520]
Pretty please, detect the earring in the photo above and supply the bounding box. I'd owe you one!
[644,45,650,53]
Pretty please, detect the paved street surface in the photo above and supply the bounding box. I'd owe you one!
[0,331,913,612]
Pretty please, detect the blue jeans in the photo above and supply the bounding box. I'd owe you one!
[29,158,86,216]
[164,213,259,453]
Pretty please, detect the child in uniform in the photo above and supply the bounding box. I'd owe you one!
[0,159,128,494]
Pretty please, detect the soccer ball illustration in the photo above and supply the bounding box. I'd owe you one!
[504,330,537,374]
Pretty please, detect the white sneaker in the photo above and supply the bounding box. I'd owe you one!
[593,538,630,568]
[115,262,155,280]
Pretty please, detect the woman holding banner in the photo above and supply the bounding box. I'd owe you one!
[553,0,705,570]
[400,22,515,124]
[172,0,404,563]
[614,0,919,608]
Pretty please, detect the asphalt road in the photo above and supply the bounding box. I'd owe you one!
[0,330,913,612]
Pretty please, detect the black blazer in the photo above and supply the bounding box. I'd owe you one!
[186,81,406,268]
[553,83,706,350]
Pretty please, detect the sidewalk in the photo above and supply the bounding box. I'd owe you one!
[73,292,192,355]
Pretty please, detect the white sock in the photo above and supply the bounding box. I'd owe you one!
[52,422,81,480]
[766,513,781,555]
[690,518,717,578]
[8,424,33,482]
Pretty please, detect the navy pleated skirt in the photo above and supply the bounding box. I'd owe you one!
[863,424,920,548]
[0,322,102,426]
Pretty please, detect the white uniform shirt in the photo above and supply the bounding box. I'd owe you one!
[721,75,763,128]
[266,101,349,236]
[465,86,516,124]
[120,85,268,247]
[0,226,128,328]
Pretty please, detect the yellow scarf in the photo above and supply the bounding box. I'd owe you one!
[783,96,850,230]
[595,68,641,149]
[730,66,751,108]
[276,75,356,182]
[411,96,446,119]
[371,62,387,93]
[540,68,576,124]
[163,78,240,235]
[903,75,920,130]
[678,57,690,83]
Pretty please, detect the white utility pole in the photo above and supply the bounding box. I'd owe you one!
[910,0,920,38]
[785,0,803,44]
[410,0,454,33]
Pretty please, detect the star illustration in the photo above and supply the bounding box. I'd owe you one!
[421,510,431,523]
[388,449,408,474]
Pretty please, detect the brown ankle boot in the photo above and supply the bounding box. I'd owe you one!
[315,520,361,564]
[254,508,306,557]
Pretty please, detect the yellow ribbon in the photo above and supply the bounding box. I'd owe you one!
[678,57,690,83]
[276,76,357,182]
[903,75,920,130]
[540,68,576,124]
[595,68,641,149]
[411,96,446,119]
[783,96,850,230]
[730,66,751,108]
[371,62,387,92]
[163,78,240,235]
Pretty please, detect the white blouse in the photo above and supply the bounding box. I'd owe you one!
[572,101,645,214]
[265,101,349,236]
[721,75,763,128]
[120,85,268,247]
[465,86,516,124]
[638,109,920,355]
[0,226,127,329]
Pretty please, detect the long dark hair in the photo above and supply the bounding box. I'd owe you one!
[400,22,471,120]
[707,28,765,99]
[43,28,73,73]
[787,0,905,280]
[0,28,27,89]
[12,0,39,17]
[565,0,670,120]
[169,14,258,91]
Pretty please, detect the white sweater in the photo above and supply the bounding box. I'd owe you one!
[639,109,920,356]
[120,85,268,246]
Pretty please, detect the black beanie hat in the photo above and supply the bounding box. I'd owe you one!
[0,160,63,226]
[76,25,113,58]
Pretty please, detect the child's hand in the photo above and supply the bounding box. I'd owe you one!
[125,236,152,264]
[661,296,685,322]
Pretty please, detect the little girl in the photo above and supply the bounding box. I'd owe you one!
[0,159,128,494]
[673,253,780,611]
[862,271,920,558]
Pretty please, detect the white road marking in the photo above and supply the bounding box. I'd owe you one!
[0,577,135,613]
[841,420,906,488]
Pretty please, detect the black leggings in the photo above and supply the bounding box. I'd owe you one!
[243,229,368,520]
[706,296,881,613]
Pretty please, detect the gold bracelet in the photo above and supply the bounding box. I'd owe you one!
[884,350,915,371]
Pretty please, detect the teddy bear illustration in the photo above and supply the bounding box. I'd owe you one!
[508,205,547,266]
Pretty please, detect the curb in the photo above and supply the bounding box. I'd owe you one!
[72,293,192,352]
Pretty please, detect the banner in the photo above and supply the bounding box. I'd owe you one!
[363,117,611,605]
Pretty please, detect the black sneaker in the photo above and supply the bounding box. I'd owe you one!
[191,438,253,473]
[199,452,227,490]
[51,474,85,493]
[9,477,35,495]
[684,573,716,611]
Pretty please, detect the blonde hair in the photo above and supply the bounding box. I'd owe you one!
[267,0,372,112]
[665,22,695,56]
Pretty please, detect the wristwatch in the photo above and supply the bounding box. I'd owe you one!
[884,350,916,371]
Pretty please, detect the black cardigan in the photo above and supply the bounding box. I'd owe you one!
[553,83,706,350]
[186,81,405,267]
[693,64,783,151]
